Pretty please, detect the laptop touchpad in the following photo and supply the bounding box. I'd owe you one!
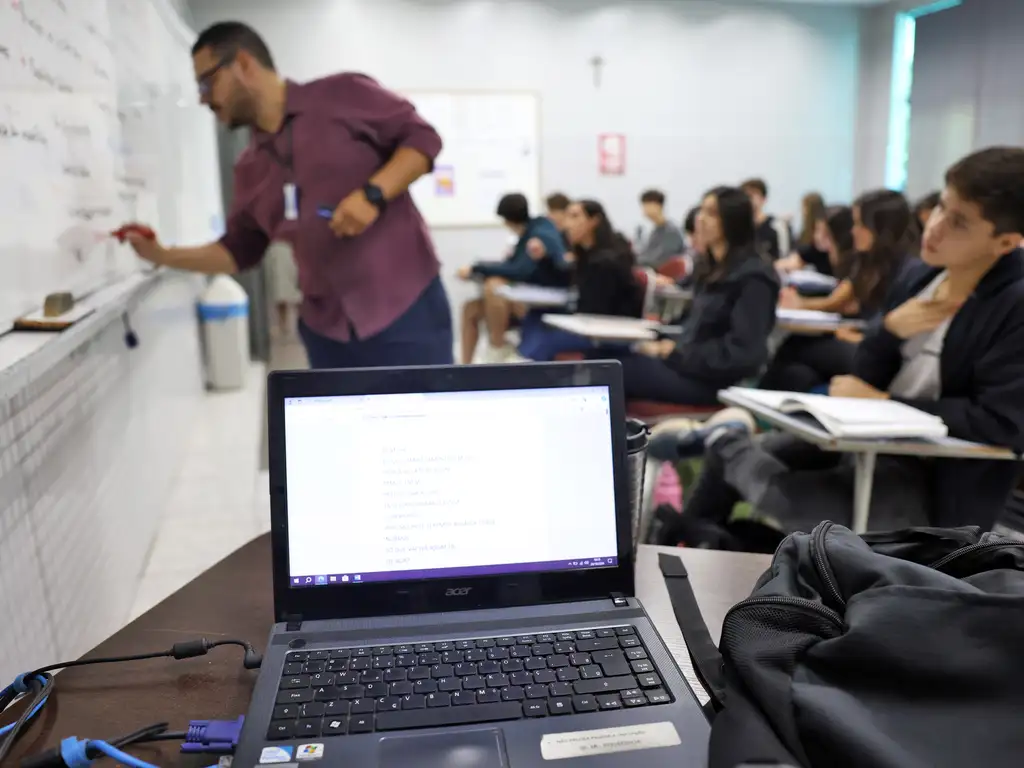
[378,728,508,768]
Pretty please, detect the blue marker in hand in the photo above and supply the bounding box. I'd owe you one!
[316,206,334,220]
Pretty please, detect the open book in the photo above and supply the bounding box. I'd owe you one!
[725,387,948,440]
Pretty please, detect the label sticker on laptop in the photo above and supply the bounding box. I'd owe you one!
[295,744,324,761]
[540,722,681,760]
[259,747,294,764]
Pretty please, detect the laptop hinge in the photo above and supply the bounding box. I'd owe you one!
[285,614,303,631]
[610,592,628,607]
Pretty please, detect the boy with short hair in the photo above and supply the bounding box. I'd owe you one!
[457,193,569,363]
[663,148,1024,548]
[545,192,572,244]
[741,178,792,261]
[638,189,686,268]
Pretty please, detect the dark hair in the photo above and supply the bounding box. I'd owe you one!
[496,193,530,225]
[572,200,642,317]
[640,189,666,206]
[851,190,913,310]
[913,191,941,219]
[740,178,768,199]
[683,206,699,235]
[545,192,571,212]
[945,147,1024,235]
[698,186,759,282]
[193,22,276,70]
[799,192,827,246]
[573,200,634,262]
[823,205,855,279]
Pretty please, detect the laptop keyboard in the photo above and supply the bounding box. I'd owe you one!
[268,625,673,738]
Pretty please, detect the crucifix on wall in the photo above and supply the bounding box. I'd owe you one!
[589,55,605,88]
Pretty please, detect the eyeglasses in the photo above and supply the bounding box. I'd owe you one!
[196,51,235,97]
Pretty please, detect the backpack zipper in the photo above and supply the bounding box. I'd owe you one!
[726,594,845,631]
[928,541,1024,573]
[810,522,846,610]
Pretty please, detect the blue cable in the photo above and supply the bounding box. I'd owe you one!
[61,739,160,768]
[0,675,50,736]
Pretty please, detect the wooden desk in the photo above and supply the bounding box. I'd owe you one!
[542,313,681,343]
[2,536,767,761]
[720,388,1019,533]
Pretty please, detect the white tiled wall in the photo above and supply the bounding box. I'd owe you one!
[0,273,206,681]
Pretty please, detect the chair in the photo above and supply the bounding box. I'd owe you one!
[626,400,723,425]
[655,255,691,282]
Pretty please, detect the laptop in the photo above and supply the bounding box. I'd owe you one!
[236,361,709,768]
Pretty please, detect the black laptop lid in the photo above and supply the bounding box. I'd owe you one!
[266,361,634,622]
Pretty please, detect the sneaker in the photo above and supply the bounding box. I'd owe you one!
[648,407,756,461]
[482,344,518,364]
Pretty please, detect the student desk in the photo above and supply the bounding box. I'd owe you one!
[542,313,681,343]
[653,284,693,322]
[719,388,1019,534]
[775,309,865,336]
[495,284,574,308]
[1,535,769,762]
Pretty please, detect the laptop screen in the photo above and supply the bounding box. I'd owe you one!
[283,385,619,587]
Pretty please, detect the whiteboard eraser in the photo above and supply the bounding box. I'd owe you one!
[43,292,75,317]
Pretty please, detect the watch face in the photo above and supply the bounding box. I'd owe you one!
[365,184,385,205]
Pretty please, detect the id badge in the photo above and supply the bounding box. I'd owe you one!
[283,182,299,221]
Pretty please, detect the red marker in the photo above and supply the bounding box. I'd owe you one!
[111,224,155,242]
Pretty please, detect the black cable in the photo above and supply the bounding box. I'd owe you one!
[1,638,261,765]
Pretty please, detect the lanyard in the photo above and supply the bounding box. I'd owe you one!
[262,118,295,177]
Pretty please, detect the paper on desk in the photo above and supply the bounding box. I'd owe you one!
[776,308,843,324]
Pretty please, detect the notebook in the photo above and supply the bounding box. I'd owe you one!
[725,387,948,440]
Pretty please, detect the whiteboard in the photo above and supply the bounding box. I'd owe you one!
[404,91,541,229]
[0,0,223,332]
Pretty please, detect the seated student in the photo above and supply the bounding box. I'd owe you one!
[658,147,1024,548]
[545,191,572,247]
[763,195,917,392]
[595,186,779,404]
[518,199,642,361]
[457,193,568,363]
[913,190,941,235]
[637,189,686,269]
[776,192,829,275]
[741,178,792,261]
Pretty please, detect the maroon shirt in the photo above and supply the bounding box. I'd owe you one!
[220,74,443,341]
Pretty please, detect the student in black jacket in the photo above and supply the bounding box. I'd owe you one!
[741,178,792,262]
[658,147,1024,548]
[763,194,919,392]
[604,186,780,404]
[518,199,643,360]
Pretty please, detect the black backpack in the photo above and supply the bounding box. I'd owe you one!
[661,522,1024,768]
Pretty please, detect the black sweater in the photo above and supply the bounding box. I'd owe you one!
[574,246,643,318]
[854,249,1024,529]
[665,250,780,387]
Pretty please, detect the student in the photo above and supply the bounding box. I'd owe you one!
[637,189,686,268]
[518,199,642,361]
[767,193,918,392]
[545,192,572,246]
[741,178,792,261]
[658,147,1024,547]
[913,190,941,236]
[596,187,779,404]
[457,193,568,363]
[776,192,829,275]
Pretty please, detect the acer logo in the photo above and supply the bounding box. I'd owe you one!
[445,587,472,597]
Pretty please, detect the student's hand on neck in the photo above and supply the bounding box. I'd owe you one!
[943,253,1004,300]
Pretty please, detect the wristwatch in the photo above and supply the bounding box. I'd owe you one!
[363,183,387,212]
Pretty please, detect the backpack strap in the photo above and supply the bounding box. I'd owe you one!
[659,552,727,710]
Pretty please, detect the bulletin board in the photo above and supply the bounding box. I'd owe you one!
[0,0,223,332]
[402,91,541,229]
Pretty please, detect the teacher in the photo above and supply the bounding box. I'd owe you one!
[124,22,453,369]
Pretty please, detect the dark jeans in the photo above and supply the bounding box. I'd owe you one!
[518,311,592,361]
[590,351,720,405]
[298,276,453,369]
[686,431,932,533]
[760,335,857,393]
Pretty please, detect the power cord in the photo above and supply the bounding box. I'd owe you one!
[0,638,260,766]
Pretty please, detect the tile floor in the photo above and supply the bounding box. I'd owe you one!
[129,359,273,620]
